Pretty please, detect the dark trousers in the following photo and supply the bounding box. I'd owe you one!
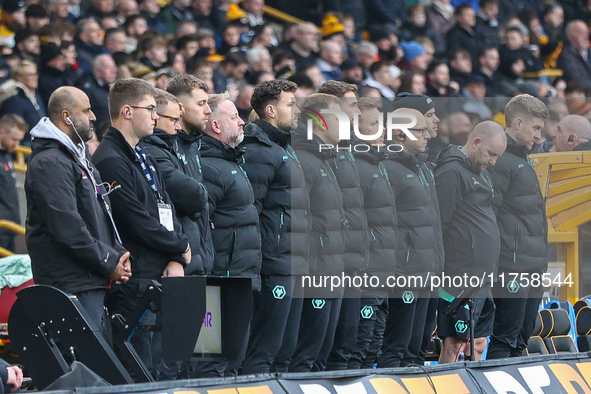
[76,289,109,342]
[378,289,429,368]
[487,282,544,359]
[289,298,341,372]
[271,282,304,372]
[418,295,438,363]
[312,297,343,372]
[349,297,386,369]
[242,275,293,374]
[326,296,360,370]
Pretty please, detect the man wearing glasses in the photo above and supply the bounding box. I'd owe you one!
[140,89,207,287]
[379,107,443,368]
[92,78,191,380]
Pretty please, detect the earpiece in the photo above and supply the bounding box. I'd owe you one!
[66,116,73,126]
[398,131,407,141]
[568,135,574,142]
[126,110,131,116]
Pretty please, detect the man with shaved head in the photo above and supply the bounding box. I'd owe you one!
[25,86,131,337]
[434,120,506,363]
[553,115,591,152]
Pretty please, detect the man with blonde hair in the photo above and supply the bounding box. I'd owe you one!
[487,94,550,359]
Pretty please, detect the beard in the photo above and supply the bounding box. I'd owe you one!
[73,119,94,142]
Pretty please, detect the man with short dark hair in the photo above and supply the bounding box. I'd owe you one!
[26,86,131,335]
[240,80,305,374]
[0,114,26,252]
[446,5,479,61]
[487,94,550,360]
[92,78,191,379]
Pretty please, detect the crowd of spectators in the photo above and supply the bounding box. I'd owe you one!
[0,0,589,149]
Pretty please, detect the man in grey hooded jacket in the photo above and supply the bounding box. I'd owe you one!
[25,86,131,334]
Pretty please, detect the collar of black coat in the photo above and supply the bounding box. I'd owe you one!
[343,137,383,164]
[436,144,480,175]
[29,136,79,161]
[252,119,291,148]
[574,140,591,151]
[103,126,138,161]
[200,132,245,162]
[505,132,530,158]
[177,129,203,144]
[142,128,176,149]
[386,148,426,172]
[290,121,336,160]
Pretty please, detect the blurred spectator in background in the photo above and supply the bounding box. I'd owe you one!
[557,20,591,90]
[38,42,68,108]
[0,60,46,143]
[0,114,26,252]
[426,0,456,37]
[14,28,40,62]
[341,59,364,86]
[161,0,193,33]
[104,27,127,54]
[475,46,501,96]
[25,4,50,33]
[448,49,472,89]
[399,5,445,57]
[82,0,116,22]
[138,0,167,33]
[354,41,378,80]
[77,54,117,129]
[75,19,109,73]
[364,61,396,99]
[475,0,500,48]
[287,22,319,69]
[447,5,479,61]
[316,40,343,83]
[0,0,26,48]
[426,60,459,97]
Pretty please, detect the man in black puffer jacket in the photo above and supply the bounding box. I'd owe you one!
[201,92,261,290]
[140,90,208,276]
[318,81,368,372]
[167,74,214,275]
[239,80,304,374]
[379,107,443,368]
[435,121,507,363]
[200,92,261,377]
[487,95,550,359]
[347,98,397,370]
[289,93,345,373]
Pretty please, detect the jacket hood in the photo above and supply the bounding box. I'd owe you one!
[505,132,530,157]
[244,119,291,148]
[143,129,176,149]
[200,133,245,162]
[387,149,427,170]
[177,129,203,144]
[436,144,479,174]
[291,121,336,160]
[30,117,85,161]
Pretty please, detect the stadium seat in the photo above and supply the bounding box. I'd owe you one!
[539,308,577,354]
[576,306,591,351]
[527,311,549,356]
